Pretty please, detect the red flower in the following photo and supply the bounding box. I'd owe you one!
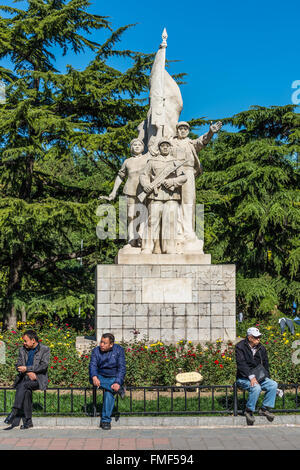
[54,356,58,360]
[214,360,219,365]
[219,364,223,368]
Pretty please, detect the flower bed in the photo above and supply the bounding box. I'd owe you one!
[0,318,299,387]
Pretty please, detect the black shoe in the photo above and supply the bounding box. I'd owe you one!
[118,385,126,399]
[3,424,19,431]
[258,407,275,422]
[244,409,255,426]
[4,410,17,425]
[20,419,33,430]
[101,422,111,430]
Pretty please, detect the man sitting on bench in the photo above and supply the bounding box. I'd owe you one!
[4,329,50,429]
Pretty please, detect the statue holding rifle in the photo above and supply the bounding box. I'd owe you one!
[100,29,222,257]
[139,138,187,254]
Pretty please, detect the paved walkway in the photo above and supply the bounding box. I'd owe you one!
[1,422,300,450]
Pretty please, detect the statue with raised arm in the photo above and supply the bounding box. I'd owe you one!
[100,138,149,248]
[171,120,222,253]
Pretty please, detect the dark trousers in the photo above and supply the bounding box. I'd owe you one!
[13,376,39,421]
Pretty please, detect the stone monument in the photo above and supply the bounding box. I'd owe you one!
[95,30,236,345]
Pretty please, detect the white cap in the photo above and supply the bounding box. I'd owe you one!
[247,327,262,338]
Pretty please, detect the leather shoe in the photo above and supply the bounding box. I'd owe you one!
[244,409,255,426]
[3,423,19,430]
[20,419,33,429]
[258,407,275,422]
[101,422,111,430]
[20,423,33,430]
[4,410,17,425]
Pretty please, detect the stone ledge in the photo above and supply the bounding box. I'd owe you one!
[2,414,300,428]
[115,253,211,265]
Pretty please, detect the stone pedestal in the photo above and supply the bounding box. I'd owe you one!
[116,250,211,265]
[95,263,236,344]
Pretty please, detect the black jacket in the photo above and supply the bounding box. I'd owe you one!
[14,343,50,391]
[235,338,270,380]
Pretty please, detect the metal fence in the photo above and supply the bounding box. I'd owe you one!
[1,384,300,418]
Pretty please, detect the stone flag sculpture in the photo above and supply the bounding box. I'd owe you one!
[138,29,183,155]
[100,29,222,256]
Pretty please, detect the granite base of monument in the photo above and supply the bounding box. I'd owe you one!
[95,263,236,344]
[116,249,211,265]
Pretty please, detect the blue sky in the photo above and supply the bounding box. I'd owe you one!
[1,0,300,126]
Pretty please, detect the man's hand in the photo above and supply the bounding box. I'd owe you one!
[143,184,152,193]
[27,372,37,381]
[210,121,222,134]
[17,366,27,373]
[111,383,120,393]
[250,377,259,387]
[163,179,174,189]
[107,191,117,201]
[92,376,100,388]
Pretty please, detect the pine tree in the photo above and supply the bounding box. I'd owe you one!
[195,105,300,317]
[0,0,152,328]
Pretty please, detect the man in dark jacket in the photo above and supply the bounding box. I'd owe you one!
[236,327,278,425]
[89,333,126,430]
[4,330,50,429]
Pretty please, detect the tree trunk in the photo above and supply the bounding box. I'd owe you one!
[19,156,34,200]
[3,249,23,330]
[7,305,17,330]
[21,305,27,323]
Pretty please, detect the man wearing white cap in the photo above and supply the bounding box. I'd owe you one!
[235,327,278,425]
